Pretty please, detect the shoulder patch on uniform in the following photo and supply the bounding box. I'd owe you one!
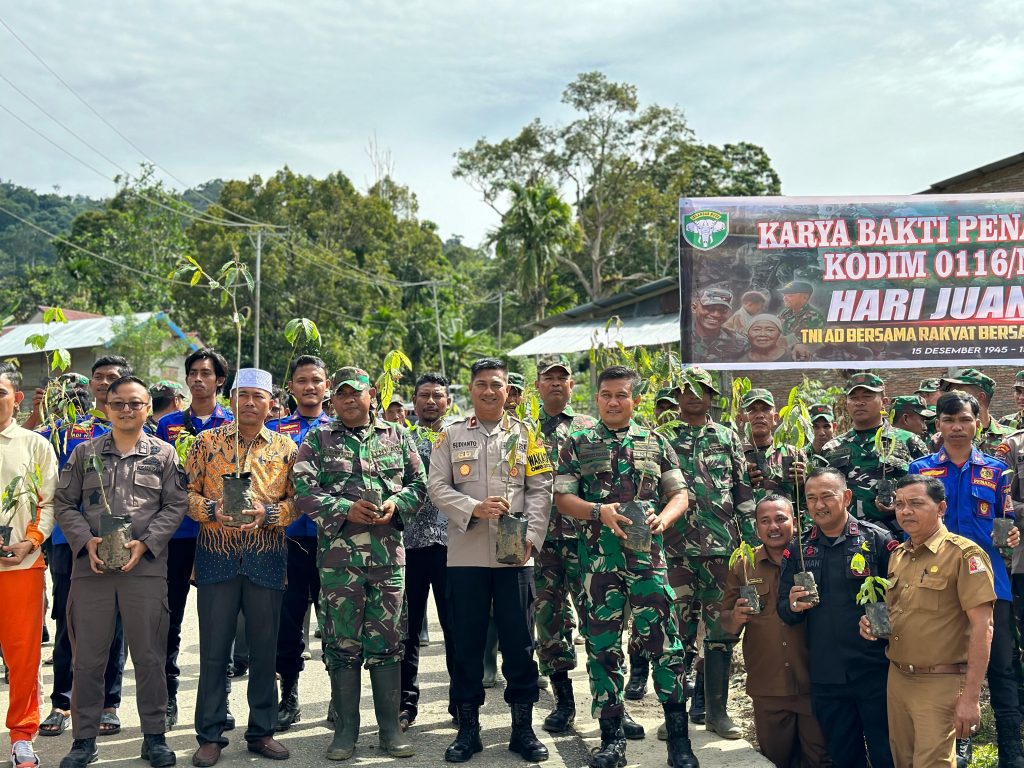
[967,555,987,574]
[886,539,899,552]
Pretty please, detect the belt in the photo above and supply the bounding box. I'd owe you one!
[893,662,967,675]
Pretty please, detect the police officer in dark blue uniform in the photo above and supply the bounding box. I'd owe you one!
[910,390,1024,768]
[265,355,332,730]
[779,467,895,768]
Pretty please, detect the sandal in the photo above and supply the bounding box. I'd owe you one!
[98,711,121,736]
[39,709,70,737]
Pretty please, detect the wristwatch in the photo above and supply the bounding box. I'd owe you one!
[591,502,602,520]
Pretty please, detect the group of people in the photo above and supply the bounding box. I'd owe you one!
[3,344,1024,768]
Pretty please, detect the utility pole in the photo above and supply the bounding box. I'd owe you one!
[497,291,503,349]
[431,283,446,378]
[253,228,263,368]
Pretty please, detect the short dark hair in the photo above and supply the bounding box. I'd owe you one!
[271,385,287,404]
[896,474,946,503]
[184,347,229,391]
[151,389,181,413]
[470,358,507,380]
[597,365,640,394]
[107,375,148,397]
[755,493,794,517]
[92,355,132,376]
[289,355,327,379]
[415,372,450,396]
[805,466,848,489]
[936,390,979,418]
[68,386,93,412]
[0,362,22,390]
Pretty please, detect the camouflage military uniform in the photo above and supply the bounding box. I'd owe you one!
[689,327,747,363]
[1000,411,1024,431]
[555,420,688,717]
[743,440,803,506]
[662,421,755,652]
[293,416,426,670]
[534,406,597,678]
[778,302,825,338]
[977,418,1019,459]
[816,426,929,531]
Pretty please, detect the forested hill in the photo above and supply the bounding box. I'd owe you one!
[0,180,100,269]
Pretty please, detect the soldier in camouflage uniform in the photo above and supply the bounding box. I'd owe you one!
[815,372,929,533]
[777,281,825,342]
[998,371,1024,430]
[554,365,697,768]
[890,395,934,440]
[741,389,806,506]
[293,367,426,761]
[940,369,1019,458]
[660,367,754,741]
[689,288,747,363]
[804,403,836,462]
[530,358,596,735]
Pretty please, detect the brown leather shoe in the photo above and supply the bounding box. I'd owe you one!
[247,737,289,761]
[191,742,222,767]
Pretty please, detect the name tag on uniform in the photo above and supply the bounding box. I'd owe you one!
[748,577,764,584]
[454,449,476,461]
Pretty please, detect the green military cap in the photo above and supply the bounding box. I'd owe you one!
[844,371,885,394]
[740,388,775,409]
[780,280,814,295]
[915,378,941,394]
[150,379,184,395]
[507,372,526,391]
[680,366,721,395]
[1015,370,1024,388]
[941,368,995,400]
[891,395,936,418]
[655,387,679,405]
[58,372,89,388]
[389,394,405,406]
[808,403,834,422]
[696,287,733,307]
[538,356,572,376]
[332,366,371,392]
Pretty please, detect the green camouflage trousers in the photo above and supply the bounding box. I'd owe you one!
[581,568,686,718]
[320,564,404,670]
[668,555,737,653]
[534,538,586,677]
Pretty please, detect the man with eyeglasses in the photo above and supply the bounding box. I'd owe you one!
[54,375,187,768]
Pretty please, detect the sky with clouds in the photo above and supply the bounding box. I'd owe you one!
[0,1,1019,246]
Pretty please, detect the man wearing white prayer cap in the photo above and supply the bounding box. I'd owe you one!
[186,369,300,766]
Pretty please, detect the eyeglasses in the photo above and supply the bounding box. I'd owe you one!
[108,401,150,412]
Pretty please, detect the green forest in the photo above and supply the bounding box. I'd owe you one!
[0,72,781,387]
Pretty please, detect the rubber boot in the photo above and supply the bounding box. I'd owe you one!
[369,665,414,758]
[664,704,699,768]
[688,669,705,725]
[508,702,549,762]
[276,673,301,731]
[482,619,499,688]
[955,737,972,768]
[996,716,1024,768]
[622,708,644,740]
[543,679,576,733]
[445,705,482,763]
[624,654,649,701]
[326,667,361,761]
[702,649,740,739]
[589,717,627,768]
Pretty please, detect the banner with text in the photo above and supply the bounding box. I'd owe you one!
[678,193,1024,369]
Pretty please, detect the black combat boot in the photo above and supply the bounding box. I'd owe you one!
[622,708,645,740]
[509,702,549,762]
[688,669,705,725]
[276,673,301,731]
[445,705,482,763]
[140,734,176,768]
[702,649,740,739]
[624,654,649,701]
[996,716,1024,768]
[543,679,576,733]
[59,738,98,768]
[589,717,627,768]
[664,704,699,768]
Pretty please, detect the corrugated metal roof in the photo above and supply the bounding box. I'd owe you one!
[0,312,158,355]
[508,313,679,356]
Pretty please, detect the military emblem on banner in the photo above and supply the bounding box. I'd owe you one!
[683,209,729,251]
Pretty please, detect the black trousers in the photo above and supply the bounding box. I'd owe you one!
[989,598,1021,722]
[275,536,320,677]
[165,538,196,696]
[49,543,125,711]
[811,668,893,768]
[447,566,538,709]
[400,544,454,718]
[195,576,283,746]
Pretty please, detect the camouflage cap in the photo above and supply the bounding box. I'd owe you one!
[891,395,936,418]
[58,372,89,388]
[507,372,526,391]
[332,367,371,393]
[150,379,184,395]
[780,280,814,295]
[808,403,834,422]
[389,394,405,406]
[941,368,995,400]
[538,356,572,376]
[680,366,721,395]
[696,288,733,307]
[915,378,941,394]
[844,371,885,394]
[655,387,679,405]
[740,388,775,409]
[1015,370,1024,388]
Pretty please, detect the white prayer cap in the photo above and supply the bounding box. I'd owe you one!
[232,368,273,393]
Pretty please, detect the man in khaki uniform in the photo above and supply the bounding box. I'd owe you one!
[860,475,996,768]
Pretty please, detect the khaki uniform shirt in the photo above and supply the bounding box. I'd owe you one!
[428,414,552,568]
[724,545,811,697]
[886,524,996,666]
